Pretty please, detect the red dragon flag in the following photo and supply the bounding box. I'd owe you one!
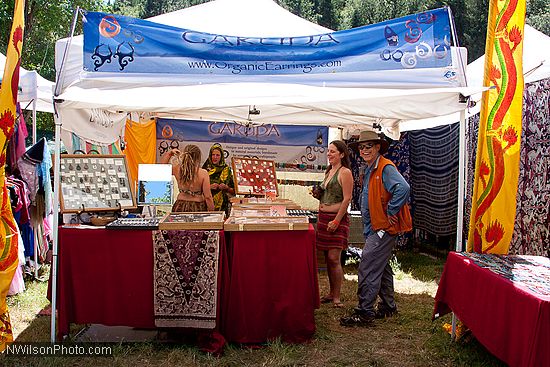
[467,0,526,254]
[0,0,25,351]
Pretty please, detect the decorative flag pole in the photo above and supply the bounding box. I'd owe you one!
[467,0,527,254]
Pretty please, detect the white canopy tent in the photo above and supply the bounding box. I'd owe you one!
[54,0,475,141]
[1,52,54,144]
[50,0,481,341]
[0,52,54,114]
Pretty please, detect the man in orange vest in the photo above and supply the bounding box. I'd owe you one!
[341,130,412,327]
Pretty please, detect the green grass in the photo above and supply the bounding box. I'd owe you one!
[2,251,506,366]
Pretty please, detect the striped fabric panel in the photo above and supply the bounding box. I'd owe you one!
[409,124,459,236]
[71,132,121,155]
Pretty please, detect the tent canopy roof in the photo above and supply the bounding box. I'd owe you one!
[1,52,54,113]
[55,0,474,139]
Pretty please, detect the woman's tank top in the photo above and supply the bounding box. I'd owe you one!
[321,167,343,205]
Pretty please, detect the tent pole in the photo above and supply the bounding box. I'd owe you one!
[32,98,38,278]
[50,6,80,344]
[456,110,466,250]
[33,230,38,279]
[32,99,37,144]
[50,112,62,343]
[451,109,467,340]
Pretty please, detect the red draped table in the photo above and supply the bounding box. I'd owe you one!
[221,224,320,343]
[433,252,550,367]
[50,225,319,345]
[50,227,227,339]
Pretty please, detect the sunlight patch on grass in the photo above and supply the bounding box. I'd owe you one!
[344,270,438,297]
[6,269,50,340]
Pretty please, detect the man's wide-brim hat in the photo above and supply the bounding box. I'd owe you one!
[349,130,389,154]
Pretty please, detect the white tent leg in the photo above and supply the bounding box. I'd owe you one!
[33,228,38,279]
[50,6,80,344]
[32,99,38,279]
[50,114,62,342]
[451,109,467,340]
[32,99,37,144]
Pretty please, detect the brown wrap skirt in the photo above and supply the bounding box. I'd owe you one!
[171,200,207,213]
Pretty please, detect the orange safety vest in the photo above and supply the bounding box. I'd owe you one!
[367,156,412,235]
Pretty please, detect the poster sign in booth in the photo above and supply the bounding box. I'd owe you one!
[156,118,328,170]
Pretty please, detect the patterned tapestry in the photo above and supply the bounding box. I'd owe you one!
[409,124,459,236]
[465,78,550,256]
[153,229,220,329]
[457,252,550,297]
[513,79,550,256]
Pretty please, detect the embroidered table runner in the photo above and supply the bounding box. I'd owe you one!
[153,229,220,328]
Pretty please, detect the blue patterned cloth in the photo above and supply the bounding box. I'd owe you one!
[409,124,459,237]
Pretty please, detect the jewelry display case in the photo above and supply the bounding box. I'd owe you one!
[230,208,271,217]
[231,157,278,196]
[230,197,301,209]
[158,211,226,230]
[224,216,309,231]
[58,154,136,213]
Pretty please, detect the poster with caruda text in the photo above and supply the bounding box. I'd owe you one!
[156,118,328,171]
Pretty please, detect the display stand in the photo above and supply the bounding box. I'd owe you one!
[58,154,136,213]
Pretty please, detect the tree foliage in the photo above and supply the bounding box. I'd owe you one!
[1,0,108,132]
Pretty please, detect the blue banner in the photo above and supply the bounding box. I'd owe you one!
[83,8,453,77]
[155,119,328,168]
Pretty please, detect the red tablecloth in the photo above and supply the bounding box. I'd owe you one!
[50,227,227,339]
[433,252,550,367]
[221,225,319,344]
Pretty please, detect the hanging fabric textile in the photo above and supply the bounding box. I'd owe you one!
[5,103,28,172]
[16,138,52,262]
[6,176,33,258]
[60,129,122,155]
[124,118,157,185]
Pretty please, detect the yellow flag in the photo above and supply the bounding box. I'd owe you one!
[467,0,526,254]
[0,0,25,351]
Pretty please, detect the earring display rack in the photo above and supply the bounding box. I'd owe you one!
[231,157,278,196]
[58,154,136,213]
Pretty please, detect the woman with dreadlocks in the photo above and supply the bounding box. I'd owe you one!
[160,144,214,212]
[202,143,235,216]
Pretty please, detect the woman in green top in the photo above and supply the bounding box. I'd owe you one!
[315,140,353,308]
[202,143,235,215]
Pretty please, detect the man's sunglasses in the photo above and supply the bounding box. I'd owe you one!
[358,143,375,151]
